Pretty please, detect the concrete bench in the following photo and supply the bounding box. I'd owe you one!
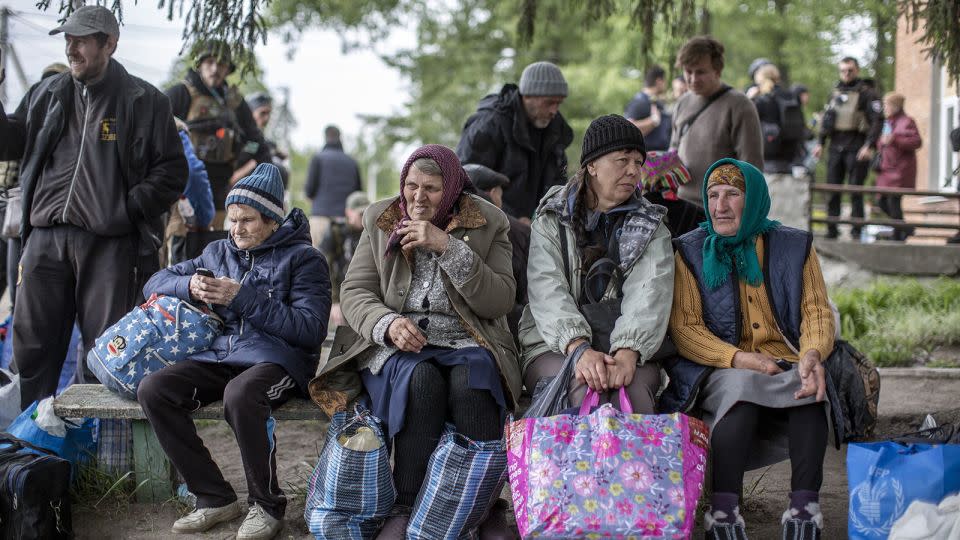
[53,384,322,503]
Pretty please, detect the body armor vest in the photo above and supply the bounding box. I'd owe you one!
[184,81,243,164]
[831,87,868,133]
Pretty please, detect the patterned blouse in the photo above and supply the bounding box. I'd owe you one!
[359,237,479,374]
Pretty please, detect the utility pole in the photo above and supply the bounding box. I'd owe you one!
[0,6,10,105]
[273,86,295,154]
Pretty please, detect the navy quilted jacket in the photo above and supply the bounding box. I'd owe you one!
[144,208,331,393]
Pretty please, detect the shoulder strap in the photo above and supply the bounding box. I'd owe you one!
[558,223,571,285]
[678,85,732,140]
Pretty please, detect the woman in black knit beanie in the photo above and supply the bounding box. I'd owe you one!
[519,114,675,413]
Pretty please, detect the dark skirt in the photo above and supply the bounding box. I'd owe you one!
[360,346,507,440]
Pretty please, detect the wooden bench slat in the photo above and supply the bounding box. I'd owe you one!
[53,384,322,421]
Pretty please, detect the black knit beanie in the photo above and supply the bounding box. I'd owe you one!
[579,114,646,166]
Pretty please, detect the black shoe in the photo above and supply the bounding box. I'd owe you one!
[781,518,820,540]
[705,522,748,540]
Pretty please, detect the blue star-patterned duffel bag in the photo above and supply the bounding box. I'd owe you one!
[86,293,223,400]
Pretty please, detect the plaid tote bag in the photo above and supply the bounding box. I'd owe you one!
[304,405,395,539]
[406,424,508,540]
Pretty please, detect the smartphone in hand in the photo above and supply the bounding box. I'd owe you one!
[195,267,215,278]
[775,359,793,371]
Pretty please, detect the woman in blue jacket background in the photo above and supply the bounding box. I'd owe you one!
[138,163,331,540]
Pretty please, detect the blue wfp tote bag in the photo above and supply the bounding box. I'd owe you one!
[86,293,223,400]
[406,424,507,540]
[847,430,960,540]
[304,405,395,539]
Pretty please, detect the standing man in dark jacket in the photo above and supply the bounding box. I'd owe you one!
[456,61,574,222]
[0,6,187,409]
[812,57,883,240]
[303,125,362,247]
[166,41,272,230]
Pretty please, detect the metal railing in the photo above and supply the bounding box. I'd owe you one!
[808,183,960,239]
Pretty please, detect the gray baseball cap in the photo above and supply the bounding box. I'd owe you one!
[49,6,120,38]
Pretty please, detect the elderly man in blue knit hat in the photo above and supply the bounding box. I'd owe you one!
[138,163,331,540]
[456,60,574,222]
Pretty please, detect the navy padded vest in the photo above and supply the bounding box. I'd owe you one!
[660,226,812,414]
[674,226,811,349]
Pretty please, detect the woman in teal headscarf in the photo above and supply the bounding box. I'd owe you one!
[668,158,837,540]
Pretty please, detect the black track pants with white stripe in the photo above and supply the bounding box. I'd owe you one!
[138,360,298,519]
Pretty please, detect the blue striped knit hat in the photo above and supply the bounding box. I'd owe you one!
[225,163,285,224]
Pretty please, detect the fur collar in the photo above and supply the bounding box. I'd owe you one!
[376,193,488,234]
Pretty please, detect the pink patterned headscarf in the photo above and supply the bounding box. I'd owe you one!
[385,144,474,256]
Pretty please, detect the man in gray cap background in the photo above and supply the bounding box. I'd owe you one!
[456,60,574,222]
[0,5,187,409]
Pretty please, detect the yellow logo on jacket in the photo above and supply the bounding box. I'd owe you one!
[100,118,118,141]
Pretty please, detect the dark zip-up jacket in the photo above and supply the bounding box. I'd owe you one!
[456,84,573,220]
[0,59,187,274]
[144,208,331,393]
[30,63,130,233]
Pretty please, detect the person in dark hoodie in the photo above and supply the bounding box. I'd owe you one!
[456,61,574,223]
[166,40,272,230]
[138,163,331,540]
[304,124,362,247]
[0,6,187,409]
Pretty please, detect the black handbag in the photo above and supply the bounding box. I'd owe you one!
[0,432,72,539]
[558,219,677,360]
[580,257,624,354]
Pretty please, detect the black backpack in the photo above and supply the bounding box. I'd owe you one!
[0,433,73,539]
[774,89,806,143]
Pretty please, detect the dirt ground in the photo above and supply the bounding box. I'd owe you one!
[72,384,960,539]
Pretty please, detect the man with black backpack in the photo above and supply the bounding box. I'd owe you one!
[751,63,810,229]
[752,63,807,174]
[812,57,883,240]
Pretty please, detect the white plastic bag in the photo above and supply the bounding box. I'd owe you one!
[889,493,960,540]
[34,396,67,437]
[0,368,20,428]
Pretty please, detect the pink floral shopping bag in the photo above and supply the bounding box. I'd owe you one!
[506,388,709,539]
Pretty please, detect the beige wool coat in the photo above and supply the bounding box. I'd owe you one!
[308,193,521,417]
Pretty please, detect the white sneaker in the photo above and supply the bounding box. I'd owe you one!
[237,503,283,540]
[172,500,242,533]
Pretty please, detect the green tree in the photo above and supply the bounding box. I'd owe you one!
[28,0,960,92]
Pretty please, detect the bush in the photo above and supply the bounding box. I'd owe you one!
[831,278,960,366]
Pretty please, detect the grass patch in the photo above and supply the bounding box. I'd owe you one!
[831,278,960,366]
[71,463,143,510]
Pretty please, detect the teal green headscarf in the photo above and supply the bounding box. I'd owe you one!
[699,158,780,289]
